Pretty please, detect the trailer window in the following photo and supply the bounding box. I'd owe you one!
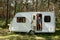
[44,16,51,22]
[17,17,26,23]
[33,16,35,20]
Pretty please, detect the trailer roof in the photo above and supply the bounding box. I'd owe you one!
[16,11,54,14]
[15,12,54,17]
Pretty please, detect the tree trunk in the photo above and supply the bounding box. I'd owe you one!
[36,0,38,11]
[5,0,9,27]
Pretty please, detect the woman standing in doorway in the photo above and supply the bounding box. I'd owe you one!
[37,15,42,30]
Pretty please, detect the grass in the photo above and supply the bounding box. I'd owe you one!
[0,27,60,40]
[0,24,60,40]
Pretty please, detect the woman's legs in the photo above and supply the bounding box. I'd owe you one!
[37,24,39,30]
[40,23,42,30]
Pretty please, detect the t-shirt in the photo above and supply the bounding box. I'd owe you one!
[37,18,41,24]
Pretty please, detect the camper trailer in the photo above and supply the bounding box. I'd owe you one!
[9,12,55,34]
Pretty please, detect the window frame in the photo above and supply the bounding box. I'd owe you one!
[44,16,51,22]
[17,17,26,23]
[33,15,35,20]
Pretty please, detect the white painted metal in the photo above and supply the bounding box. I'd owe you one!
[9,12,55,33]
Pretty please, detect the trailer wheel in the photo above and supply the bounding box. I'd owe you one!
[29,30,35,35]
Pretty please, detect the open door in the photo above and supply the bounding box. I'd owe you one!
[36,14,42,31]
[32,14,36,31]
[32,14,42,31]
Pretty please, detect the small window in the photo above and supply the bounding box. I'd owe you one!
[44,16,51,22]
[33,16,35,20]
[17,17,26,23]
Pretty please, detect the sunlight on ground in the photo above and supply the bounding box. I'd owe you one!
[54,36,59,38]
[35,37,45,40]
[56,28,60,30]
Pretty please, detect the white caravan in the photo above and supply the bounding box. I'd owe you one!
[9,12,55,34]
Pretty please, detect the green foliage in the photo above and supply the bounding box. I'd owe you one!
[0,18,12,28]
[57,18,60,23]
[16,4,20,12]
[0,19,5,26]
[56,23,60,28]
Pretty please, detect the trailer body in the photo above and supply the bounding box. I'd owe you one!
[9,12,55,33]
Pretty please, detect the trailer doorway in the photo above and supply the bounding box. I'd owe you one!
[36,14,42,31]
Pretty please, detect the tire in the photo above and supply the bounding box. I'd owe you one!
[29,30,35,35]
